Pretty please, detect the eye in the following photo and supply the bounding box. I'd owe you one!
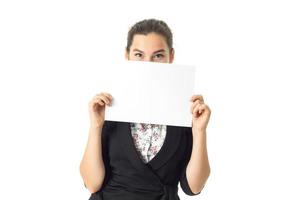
[154,54,164,59]
[134,53,143,58]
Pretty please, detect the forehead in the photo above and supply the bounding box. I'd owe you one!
[130,33,169,53]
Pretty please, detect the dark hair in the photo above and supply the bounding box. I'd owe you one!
[126,19,173,53]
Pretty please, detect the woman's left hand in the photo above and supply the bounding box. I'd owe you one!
[190,94,211,133]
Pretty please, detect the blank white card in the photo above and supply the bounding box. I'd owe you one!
[97,60,196,127]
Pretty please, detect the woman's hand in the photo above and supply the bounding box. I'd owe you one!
[190,94,211,133]
[88,92,113,128]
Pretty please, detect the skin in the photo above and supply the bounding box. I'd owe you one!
[125,32,174,63]
[80,32,211,194]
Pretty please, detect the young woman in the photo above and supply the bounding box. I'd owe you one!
[80,19,211,200]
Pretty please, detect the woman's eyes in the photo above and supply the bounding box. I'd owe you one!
[133,53,165,60]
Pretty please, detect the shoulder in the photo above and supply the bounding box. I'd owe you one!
[101,120,118,138]
[182,126,193,148]
[103,120,118,130]
[184,126,193,136]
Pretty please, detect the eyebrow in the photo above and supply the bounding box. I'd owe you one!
[153,49,166,54]
[132,49,144,53]
[132,48,166,54]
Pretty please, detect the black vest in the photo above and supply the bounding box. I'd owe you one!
[88,120,200,200]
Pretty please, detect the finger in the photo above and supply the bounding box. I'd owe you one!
[199,104,206,113]
[94,95,110,105]
[100,96,111,105]
[198,104,208,115]
[93,96,105,106]
[102,93,113,105]
[96,93,113,101]
[102,92,113,100]
[190,100,198,114]
[190,94,202,101]
[98,93,112,102]
[190,100,204,114]
[94,92,113,101]
[192,104,200,116]
[192,104,200,117]
[96,99,104,106]
[190,95,204,102]
[193,104,206,117]
[90,98,104,107]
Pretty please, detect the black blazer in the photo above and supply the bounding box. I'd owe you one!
[88,120,201,200]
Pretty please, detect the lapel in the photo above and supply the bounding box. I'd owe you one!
[117,121,183,171]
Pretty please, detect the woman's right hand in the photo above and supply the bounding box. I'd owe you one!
[88,92,113,128]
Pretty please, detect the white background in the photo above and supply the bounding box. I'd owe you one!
[0,0,299,200]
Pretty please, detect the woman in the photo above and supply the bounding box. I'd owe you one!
[80,19,211,200]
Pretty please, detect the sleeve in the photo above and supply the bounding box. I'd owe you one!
[179,127,202,196]
[84,120,112,192]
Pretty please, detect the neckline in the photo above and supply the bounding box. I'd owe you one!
[127,122,170,166]
[125,122,182,170]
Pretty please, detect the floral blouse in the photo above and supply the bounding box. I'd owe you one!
[130,122,167,163]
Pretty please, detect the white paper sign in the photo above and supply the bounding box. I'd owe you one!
[97,60,196,127]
